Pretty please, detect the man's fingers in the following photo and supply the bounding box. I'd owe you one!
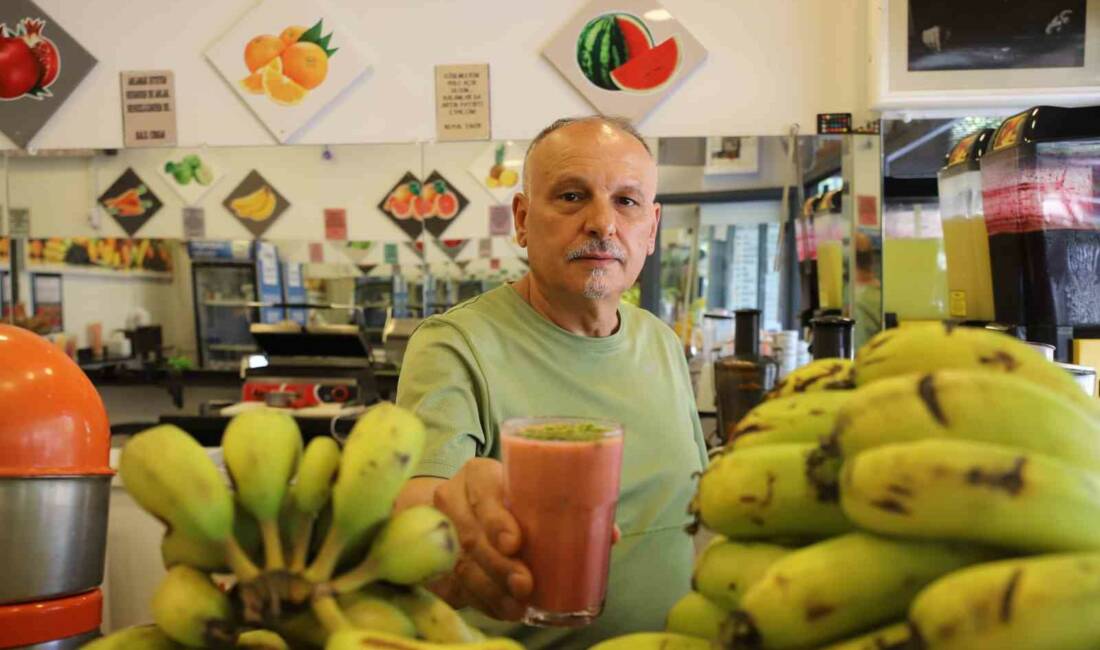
[465,464,523,555]
[466,537,533,600]
[433,482,480,552]
[455,558,525,621]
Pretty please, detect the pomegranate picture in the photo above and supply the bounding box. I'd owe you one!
[0,17,62,101]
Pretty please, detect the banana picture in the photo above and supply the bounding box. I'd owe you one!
[223,170,290,237]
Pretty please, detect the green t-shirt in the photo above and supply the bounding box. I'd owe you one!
[396,285,707,649]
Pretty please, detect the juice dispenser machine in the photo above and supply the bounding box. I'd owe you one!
[938,129,996,323]
[796,196,820,323]
[0,324,112,648]
[814,188,848,314]
[981,105,1100,358]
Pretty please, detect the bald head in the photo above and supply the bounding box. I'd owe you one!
[522,116,653,193]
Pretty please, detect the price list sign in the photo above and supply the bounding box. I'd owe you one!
[435,64,490,142]
[120,70,178,147]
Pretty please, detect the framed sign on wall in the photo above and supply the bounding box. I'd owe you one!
[869,0,1100,110]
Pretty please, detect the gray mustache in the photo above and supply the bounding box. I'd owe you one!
[566,239,625,261]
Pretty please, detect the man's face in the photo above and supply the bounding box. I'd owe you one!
[513,121,661,302]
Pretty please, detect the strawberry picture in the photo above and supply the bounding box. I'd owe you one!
[0,17,62,101]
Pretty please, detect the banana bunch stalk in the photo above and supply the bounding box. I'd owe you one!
[114,403,502,648]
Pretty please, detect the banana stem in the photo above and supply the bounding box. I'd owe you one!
[303,528,346,584]
[288,510,314,574]
[312,594,352,633]
[225,534,262,583]
[260,519,286,570]
[328,556,379,595]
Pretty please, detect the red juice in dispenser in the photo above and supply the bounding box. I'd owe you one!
[981,106,1100,331]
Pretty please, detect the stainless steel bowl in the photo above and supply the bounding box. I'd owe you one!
[0,476,110,605]
[11,630,99,650]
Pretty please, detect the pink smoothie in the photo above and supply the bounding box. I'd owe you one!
[502,422,624,623]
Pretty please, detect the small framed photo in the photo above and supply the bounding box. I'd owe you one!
[704,136,759,176]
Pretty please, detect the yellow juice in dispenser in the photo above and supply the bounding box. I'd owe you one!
[942,215,995,321]
[884,237,949,321]
[816,240,845,310]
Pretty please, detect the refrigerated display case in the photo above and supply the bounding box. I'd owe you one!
[980,105,1100,357]
[938,129,996,322]
[189,240,284,369]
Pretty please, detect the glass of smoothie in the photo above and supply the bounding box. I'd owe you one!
[501,417,624,627]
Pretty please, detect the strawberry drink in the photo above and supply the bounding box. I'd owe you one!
[501,417,624,627]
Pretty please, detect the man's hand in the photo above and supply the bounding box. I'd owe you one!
[429,458,533,621]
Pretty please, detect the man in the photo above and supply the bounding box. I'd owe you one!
[394,116,707,648]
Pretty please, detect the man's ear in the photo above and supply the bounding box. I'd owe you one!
[513,192,529,248]
[647,202,662,255]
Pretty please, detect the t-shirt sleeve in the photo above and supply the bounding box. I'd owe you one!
[395,319,488,479]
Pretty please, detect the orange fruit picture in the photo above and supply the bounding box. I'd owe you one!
[279,25,307,46]
[239,19,337,107]
[282,42,328,90]
[244,34,285,73]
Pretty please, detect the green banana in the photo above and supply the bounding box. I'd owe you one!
[723,532,990,649]
[909,552,1100,650]
[388,586,481,643]
[766,358,854,400]
[330,506,458,593]
[287,436,342,572]
[237,629,289,649]
[152,565,237,648]
[120,425,234,545]
[324,629,522,650]
[730,391,850,449]
[81,624,182,649]
[161,504,262,573]
[854,322,1096,412]
[337,587,417,637]
[816,621,913,649]
[691,538,790,610]
[222,409,304,571]
[840,438,1100,552]
[305,403,426,583]
[588,632,712,650]
[688,443,850,539]
[824,370,1100,470]
[665,591,727,641]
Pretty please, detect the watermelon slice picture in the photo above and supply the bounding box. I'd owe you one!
[610,36,681,93]
[576,12,681,93]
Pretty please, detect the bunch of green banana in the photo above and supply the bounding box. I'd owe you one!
[223,409,303,571]
[324,630,523,650]
[766,358,854,400]
[152,565,238,647]
[689,443,850,539]
[285,436,342,572]
[665,591,727,641]
[841,438,1100,552]
[691,538,790,610]
[338,587,417,638]
[910,552,1100,650]
[330,506,458,594]
[853,323,1096,412]
[817,622,913,650]
[588,632,712,650]
[730,391,850,449]
[82,625,182,649]
[387,586,484,643]
[824,370,1100,469]
[305,403,426,583]
[722,532,991,649]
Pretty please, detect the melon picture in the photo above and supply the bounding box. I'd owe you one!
[576,13,655,91]
[610,36,681,93]
[435,191,459,220]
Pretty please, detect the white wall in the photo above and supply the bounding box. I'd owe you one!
[8,0,871,150]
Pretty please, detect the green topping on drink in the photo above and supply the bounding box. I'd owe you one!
[518,422,612,442]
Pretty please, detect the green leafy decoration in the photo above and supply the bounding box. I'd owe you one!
[297,18,338,58]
